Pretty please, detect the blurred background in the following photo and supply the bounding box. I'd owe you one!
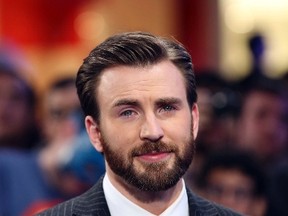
[1,0,288,215]
[1,0,288,92]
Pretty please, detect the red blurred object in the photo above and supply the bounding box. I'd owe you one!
[0,0,86,45]
[21,199,62,216]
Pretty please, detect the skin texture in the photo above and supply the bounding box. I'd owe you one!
[85,60,199,215]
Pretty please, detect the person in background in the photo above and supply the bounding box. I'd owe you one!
[233,76,288,167]
[196,150,267,216]
[38,31,240,216]
[194,71,241,153]
[41,77,84,145]
[184,71,241,191]
[0,63,40,149]
[37,77,105,200]
[0,76,105,216]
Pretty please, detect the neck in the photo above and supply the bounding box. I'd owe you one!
[107,170,184,215]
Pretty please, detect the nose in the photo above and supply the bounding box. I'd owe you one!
[140,114,164,142]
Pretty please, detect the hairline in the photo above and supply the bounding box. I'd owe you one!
[92,58,192,122]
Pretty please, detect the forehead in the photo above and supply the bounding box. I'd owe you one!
[97,60,187,104]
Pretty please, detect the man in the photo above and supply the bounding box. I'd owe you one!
[196,150,267,216]
[41,77,84,145]
[0,64,40,149]
[234,76,288,166]
[0,77,104,216]
[38,77,105,201]
[38,32,240,215]
[184,71,240,191]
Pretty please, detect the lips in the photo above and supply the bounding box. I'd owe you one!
[136,151,172,162]
[131,141,176,162]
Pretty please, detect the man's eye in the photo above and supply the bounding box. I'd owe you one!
[120,110,135,117]
[161,105,176,112]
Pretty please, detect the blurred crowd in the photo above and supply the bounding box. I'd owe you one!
[0,63,105,216]
[0,33,288,216]
[183,68,288,216]
[184,33,288,216]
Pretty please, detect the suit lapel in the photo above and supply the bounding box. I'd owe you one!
[187,188,219,216]
[72,176,111,216]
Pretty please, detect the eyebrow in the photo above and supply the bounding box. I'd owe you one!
[155,97,183,107]
[112,97,183,108]
[112,99,140,108]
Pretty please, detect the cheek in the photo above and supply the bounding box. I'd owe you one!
[174,114,193,139]
[163,120,192,148]
[101,122,139,152]
[103,112,142,136]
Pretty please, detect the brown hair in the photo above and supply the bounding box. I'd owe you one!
[76,31,197,122]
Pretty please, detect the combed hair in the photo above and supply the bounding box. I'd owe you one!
[76,31,197,122]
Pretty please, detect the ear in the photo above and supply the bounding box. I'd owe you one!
[85,115,103,153]
[191,103,199,139]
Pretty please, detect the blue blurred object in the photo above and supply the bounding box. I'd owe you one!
[59,131,105,185]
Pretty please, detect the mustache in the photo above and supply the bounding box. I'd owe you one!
[131,141,177,157]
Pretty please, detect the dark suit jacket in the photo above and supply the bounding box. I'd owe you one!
[37,177,242,216]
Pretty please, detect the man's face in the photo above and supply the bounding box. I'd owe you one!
[86,60,199,191]
[204,168,255,215]
[0,74,33,143]
[237,91,288,160]
[43,85,82,143]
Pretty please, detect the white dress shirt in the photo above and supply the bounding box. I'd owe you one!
[103,174,189,216]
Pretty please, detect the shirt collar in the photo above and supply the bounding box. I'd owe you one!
[103,174,189,216]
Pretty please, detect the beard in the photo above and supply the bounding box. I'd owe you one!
[101,131,195,192]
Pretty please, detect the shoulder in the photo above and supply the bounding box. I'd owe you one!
[36,198,76,216]
[36,176,109,216]
[186,188,243,216]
